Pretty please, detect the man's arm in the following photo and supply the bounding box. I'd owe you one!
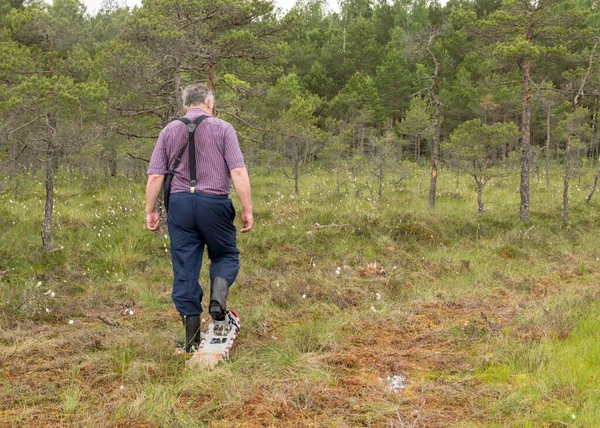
[230,167,253,233]
[146,174,164,231]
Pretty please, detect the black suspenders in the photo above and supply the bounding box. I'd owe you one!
[176,115,209,193]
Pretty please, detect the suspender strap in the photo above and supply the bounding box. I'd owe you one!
[176,115,209,193]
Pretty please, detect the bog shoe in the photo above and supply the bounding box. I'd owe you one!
[213,318,231,336]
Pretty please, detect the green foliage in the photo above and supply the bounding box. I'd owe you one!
[375,49,414,122]
[397,96,433,143]
[343,15,381,77]
[448,118,519,211]
[556,108,593,144]
[303,61,335,99]
[266,73,302,116]
[449,119,519,174]
[329,71,380,122]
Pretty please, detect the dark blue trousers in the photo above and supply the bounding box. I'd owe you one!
[167,192,239,317]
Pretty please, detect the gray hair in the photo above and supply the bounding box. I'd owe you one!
[182,84,214,108]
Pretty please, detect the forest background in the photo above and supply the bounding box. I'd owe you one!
[2,0,600,426]
[3,0,600,248]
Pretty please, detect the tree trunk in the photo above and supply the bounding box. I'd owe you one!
[428,46,441,210]
[545,105,551,190]
[42,112,57,251]
[563,133,571,222]
[7,140,17,177]
[503,112,508,165]
[42,38,57,252]
[593,97,599,166]
[378,162,384,197]
[564,42,597,218]
[475,177,485,214]
[586,168,600,203]
[108,147,118,177]
[455,167,460,191]
[68,155,74,183]
[293,156,299,195]
[416,135,420,162]
[207,55,215,93]
[170,47,182,123]
[519,58,532,222]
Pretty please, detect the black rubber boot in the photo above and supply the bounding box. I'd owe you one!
[183,315,201,352]
[209,277,229,321]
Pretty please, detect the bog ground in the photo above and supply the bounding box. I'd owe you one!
[1,167,600,427]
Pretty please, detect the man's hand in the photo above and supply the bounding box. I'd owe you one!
[145,174,164,232]
[240,210,253,233]
[147,211,161,232]
[230,167,253,233]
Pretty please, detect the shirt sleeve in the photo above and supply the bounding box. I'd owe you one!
[223,124,246,171]
[146,129,169,175]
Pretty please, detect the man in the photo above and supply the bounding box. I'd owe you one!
[145,83,253,353]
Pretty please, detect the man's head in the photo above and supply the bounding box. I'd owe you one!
[182,84,214,113]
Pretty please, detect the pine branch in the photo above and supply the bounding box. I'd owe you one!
[126,152,150,163]
[219,109,291,138]
[116,128,159,140]
[7,115,45,135]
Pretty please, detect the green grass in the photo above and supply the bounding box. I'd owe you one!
[1,165,600,425]
[477,297,600,426]
[61,385,82,415]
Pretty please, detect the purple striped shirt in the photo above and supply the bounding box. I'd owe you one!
[147,108,246,195]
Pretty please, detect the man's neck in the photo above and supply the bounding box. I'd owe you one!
[186,104,212,115]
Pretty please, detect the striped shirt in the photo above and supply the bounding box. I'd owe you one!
[147,108,246,195]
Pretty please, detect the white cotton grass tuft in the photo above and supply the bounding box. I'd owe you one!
[385,374,408,393]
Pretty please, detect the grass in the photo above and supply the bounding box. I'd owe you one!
[0,165,599,426]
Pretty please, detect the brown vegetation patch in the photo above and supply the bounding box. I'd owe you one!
[355,261,387,277]
[109,420,157,428]
[327,298,519,425]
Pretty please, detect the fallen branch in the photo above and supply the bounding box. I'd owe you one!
[97,315,121,327]
[313,223,351,230]
[522,225,536,237]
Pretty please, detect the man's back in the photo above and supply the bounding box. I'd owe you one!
[147,108,245,195]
